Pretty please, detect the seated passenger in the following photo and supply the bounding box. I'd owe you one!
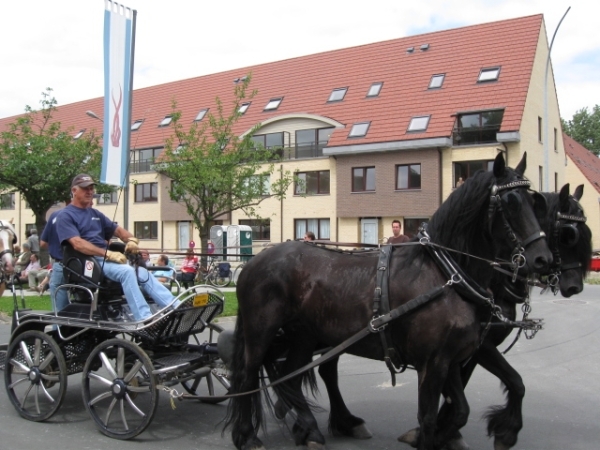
[57,174,179,321]
[153,254,175,283]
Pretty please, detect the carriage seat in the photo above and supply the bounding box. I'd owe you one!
[62,242,125,303]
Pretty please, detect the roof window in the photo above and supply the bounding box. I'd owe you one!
[131,119,144,131]
[264,97,283,111]
[238,102,251,114]
[73,129,86,140]
[159,115,172,127]
[348,122,370,138]
[429,74,445,89]
[478,67,500,82]
[408,116,430,132]
[367,82,383,97]
[328,88,347,102]
[194,109,208,122]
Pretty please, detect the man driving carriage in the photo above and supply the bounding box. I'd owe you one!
[56,174,179,321]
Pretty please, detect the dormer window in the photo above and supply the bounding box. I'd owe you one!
[194,109,208,122]
[264,97,283,111]
[238,102,251,114]
[478,67,500,82]
[73,129,86,140]
[408,116,430,132]
[131,119,144,131]
[328,88,347,102]
[159,115,172,127]
[348,122,370,138]
[367,82,383,97]
[429,74,445,89]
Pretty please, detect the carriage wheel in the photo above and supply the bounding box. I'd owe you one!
[182,323,231,404]
[81,338,158,440]
[4,330,68,421]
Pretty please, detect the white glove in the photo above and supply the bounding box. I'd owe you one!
[106,250,127,264]
[125,237,139,254]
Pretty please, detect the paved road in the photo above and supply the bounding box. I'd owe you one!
[0,286,599,449]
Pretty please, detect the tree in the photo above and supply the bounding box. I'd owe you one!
[0,88,104,263]
[562,105,600,155]
[156,76,295,260]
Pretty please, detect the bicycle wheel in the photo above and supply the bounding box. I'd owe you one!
[82,338,158,440]
[4,330,68,421]
[209,269,230,288]
[232,264,245,285]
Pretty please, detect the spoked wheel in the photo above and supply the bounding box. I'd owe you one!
[82,338,158,440]
[182,323,231,404]
[4,330,67,421]
[209,272,230,288]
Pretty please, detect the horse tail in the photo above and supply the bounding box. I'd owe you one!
[223,311,266,449]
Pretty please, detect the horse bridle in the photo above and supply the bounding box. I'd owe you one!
[550,209,588,274]
[489,179,547,280]
[0,226,16,282]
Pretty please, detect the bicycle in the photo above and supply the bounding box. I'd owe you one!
[231,262,245,285]
[195,257,231,287]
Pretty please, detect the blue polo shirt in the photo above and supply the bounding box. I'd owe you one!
[56,204,117,249]
[40,209,64,260]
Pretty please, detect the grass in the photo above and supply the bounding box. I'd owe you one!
[0,291,239,318]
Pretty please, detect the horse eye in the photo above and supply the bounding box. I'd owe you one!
[501,192,522,213]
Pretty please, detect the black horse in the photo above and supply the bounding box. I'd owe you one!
[225,153,552,450]
[411,183,592,450]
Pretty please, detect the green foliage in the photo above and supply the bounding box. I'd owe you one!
[562,105,600,155]
[157,76,295,251]
[0,88,104,253]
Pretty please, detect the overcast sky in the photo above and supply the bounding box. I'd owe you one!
[1,0,597,120]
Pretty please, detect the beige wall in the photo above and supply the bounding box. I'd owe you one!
[565,157,600,250]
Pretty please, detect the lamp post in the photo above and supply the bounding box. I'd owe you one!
[543,7,570,192]
[85,110,130,229]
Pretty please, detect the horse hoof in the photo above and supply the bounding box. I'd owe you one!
[306,441,325,450]
[274,400,289,420]
[493,439,511,450]
[351,423,373,439]
[445,436,471,450]
[397,428,419,448]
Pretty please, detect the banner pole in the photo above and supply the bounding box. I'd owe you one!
[123,7,137,230]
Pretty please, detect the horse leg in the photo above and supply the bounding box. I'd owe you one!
[477,342,525,450]
[318,356,373,439]
[411,361,448,450]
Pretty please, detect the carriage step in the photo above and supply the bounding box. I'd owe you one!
[152,353,204,375]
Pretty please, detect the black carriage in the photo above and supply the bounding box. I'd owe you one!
[0,247,231,440]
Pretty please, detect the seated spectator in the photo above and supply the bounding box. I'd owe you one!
[176,248,198,289]
[139,249,150,267]
[19,253,41,284]
[15,242,31,275]
[153,255,175,283]
[28,262,51,292]
[32,269,51,293]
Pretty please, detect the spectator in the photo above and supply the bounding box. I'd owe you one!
[27,262,51,292]
[27,228,40,253]
[388,219,410,244]
[19,253,41,284]
[304,231,316,241]
[153,255,175,283]
[14,241,31,275]
[139,249,151,267]
[177,248,198,289]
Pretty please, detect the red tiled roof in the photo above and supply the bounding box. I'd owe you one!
[1,14,543,150]
[563,133,600,194]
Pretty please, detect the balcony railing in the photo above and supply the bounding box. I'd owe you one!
[452,126,500,146]
[130,160,154,173]
[267,141,328,160]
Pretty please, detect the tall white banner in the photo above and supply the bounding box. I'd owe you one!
[102,0,135,187]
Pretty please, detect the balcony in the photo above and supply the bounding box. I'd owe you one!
[452,125,501,146]
[268,141,328,160]
[130,160,155,173]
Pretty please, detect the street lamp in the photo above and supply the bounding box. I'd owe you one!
[86,110,103,122]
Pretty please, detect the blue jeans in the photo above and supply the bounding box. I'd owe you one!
[97,258,177,320]
[49,263,69,312]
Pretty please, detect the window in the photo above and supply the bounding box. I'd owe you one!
[404,218,429,238]
[131,119,144,131]
[328,88,347,102]
[159,115,172,127]
[352,167,375,192]
[132,148,162,173]
[408,116,430,132]
[134,221,158,240]
[264,97,283,111]
[348,122,370,138]
[429,74,445,89]
[73,129,85,140]
[134,183,158,202]
[453,160,494,185]
[396,164,421,190]
[555,172,558,193]
[239,219,270,241]
[194,109,208,122]
[452,110,504,145]
[294,219,330,240]
[295,127,334,159]
[478,67,500,82]
[367,82,383,97]
[539,166,543,191]
[554,127,558,151]
[295,171,330,195]
[251,132,284,149]
[243,175,270,196]
[538,117,543,142]
[0,192,15,210]
[96,191,119,204]
[238,102,251,114]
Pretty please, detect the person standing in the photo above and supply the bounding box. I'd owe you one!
[57,174,178,321]
[304,231,316,241]
[388,219,410,244]
[27,228,40,253]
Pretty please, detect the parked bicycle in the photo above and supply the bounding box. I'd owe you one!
[195,257,231,287]
[231,262,245,285]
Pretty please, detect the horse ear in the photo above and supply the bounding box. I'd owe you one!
[573,184,584,201]
[515,151,527,176]
[559,183,570,208]
[532,192,547,219]
[493,152,506,177]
